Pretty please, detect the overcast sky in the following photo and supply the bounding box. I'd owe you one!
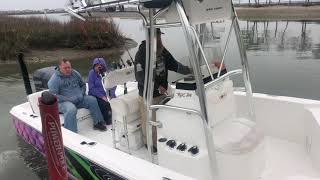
[0,0,67,10]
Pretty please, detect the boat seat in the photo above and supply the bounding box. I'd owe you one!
[109,89,143,152]
[27,90,91,124]
[206,79,263,154]
[109,89,140,123]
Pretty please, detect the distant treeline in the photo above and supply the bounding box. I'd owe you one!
[0,16,125,61]
[233,0,320,7]
[0,10,66,15]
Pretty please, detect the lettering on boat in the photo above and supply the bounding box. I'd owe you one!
[45,114,67,176]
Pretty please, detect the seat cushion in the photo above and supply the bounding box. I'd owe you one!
[76,108,91,121]
[28,90,91,121]
[110,90,140,121]
[113,111,140,123]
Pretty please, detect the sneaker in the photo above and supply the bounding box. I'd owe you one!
[94,122,107,131]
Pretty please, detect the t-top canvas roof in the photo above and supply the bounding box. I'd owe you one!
[162,0,233,25]
[67,0,233,25]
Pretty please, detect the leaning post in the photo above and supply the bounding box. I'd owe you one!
[38,91,68,180]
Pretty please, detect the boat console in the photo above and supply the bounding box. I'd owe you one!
[157,77,263,180]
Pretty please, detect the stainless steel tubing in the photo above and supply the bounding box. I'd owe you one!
[175,0,219,179]
[123,116,131,154]
[217,17,235,78]
[233,11,256,122]
[150,104,204,120]
[205,69,243,89]
[145,9,157,162]
[190,26,214,81]
[145,22,182,29]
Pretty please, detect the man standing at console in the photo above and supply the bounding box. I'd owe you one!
[134,28,191,150]
[48,59,106,133]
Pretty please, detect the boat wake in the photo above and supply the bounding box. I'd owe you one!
[0,150,19,173]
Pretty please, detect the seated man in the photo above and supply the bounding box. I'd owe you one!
[48,59,106,133]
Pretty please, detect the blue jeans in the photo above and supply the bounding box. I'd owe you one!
[58,95,104,133]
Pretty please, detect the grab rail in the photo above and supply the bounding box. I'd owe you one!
[150,104,204,120]
[205,69,243,89]
[79,0,140,11]
[145,22,182,29]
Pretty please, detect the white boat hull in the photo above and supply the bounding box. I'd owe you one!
[10,91,320,180]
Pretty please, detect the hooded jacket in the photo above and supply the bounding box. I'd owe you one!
[48,69,85,104]
[88,58,107,98]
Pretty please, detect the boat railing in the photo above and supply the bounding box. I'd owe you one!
[205,69,243,90]
[149,104,204,125]
[78,0,140,11]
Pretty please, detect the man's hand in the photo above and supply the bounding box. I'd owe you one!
[158,86,167,95]
[102,96,108,102]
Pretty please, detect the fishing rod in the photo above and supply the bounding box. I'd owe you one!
[119,57,126,68]
[119,57,128,94]
[124,45,134,64]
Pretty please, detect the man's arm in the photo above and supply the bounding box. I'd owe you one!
[74,70,86,95]
[134,42,146,86]
[47,74,69,102]
[164,48,191,75]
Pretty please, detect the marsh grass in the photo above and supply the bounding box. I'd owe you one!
[0,15,125,61]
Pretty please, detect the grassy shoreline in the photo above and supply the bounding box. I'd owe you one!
[0,38,137,65]
[0,15,126,62]
[236,5,320,20]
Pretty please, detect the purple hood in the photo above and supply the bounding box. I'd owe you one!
[92,58,107,73]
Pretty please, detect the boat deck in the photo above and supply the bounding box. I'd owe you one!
[260,137,320,180]
[77,118,151,162]
[77,116,320,180]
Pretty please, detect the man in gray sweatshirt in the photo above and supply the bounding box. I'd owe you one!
[48,59,106,133]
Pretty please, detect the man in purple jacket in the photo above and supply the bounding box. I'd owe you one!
[88,58,112,127]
